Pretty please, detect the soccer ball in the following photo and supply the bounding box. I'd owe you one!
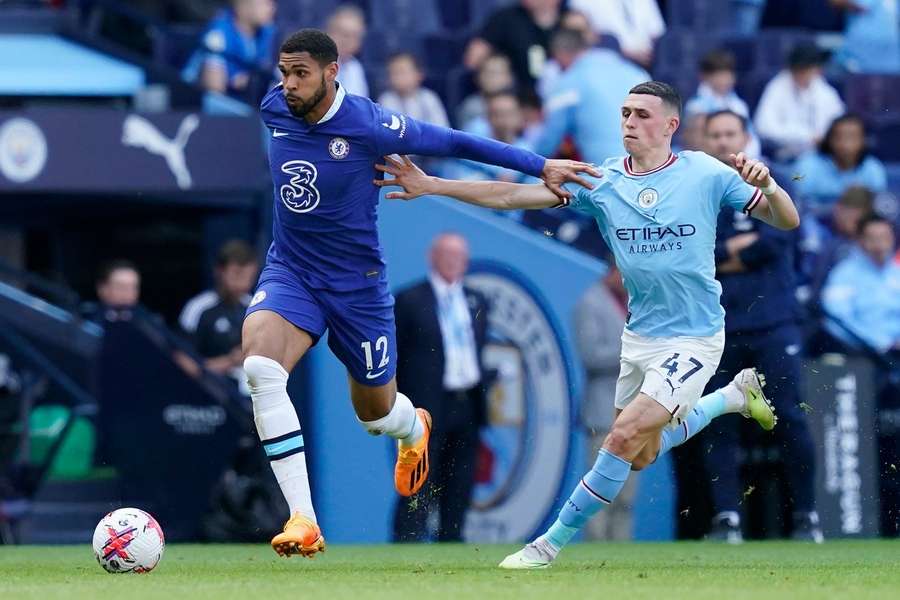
[92,508,165,573]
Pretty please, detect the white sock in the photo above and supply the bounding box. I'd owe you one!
[358,392,425,448]
[244,355,316,522]
[721,382,745,414]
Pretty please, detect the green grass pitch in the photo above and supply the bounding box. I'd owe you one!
[2,541,899,600]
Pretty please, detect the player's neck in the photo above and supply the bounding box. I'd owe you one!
[303,83,338,124]
[629,147,673,173]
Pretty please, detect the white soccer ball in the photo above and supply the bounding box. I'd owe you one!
[92,508,165,573]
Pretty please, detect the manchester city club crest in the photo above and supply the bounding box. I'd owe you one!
[638,187,659,208]
[328,137,350,159]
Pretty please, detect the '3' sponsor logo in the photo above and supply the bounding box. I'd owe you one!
[280,160,320,213]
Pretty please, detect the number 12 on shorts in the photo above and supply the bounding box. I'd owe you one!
[361,336,390,371]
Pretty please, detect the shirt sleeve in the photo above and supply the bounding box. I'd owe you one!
[717,160,763,214]
[562,176,604,216]
[373,103,545,177]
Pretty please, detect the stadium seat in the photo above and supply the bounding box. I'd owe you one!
[151,24,203,71]
[467,0,517,31]
[845,75,900,122]
[752,29,816,72]
[361,29,425,70]
[869,118,900,162]
[369,0,441,35]
[721,36,757,73]
[276,0,340,30]
[653,32,718,74]
[735,70,776,113]
[666,0,731,32]
[423,30,469,75]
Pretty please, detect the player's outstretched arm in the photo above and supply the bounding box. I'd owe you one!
[375,156,564,210]
[731,152,800,230]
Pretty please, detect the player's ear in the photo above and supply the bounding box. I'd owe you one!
[667,115,680,137]
[324,60,339,83]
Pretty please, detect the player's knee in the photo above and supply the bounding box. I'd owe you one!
[604,424,638,456]
[243,355,288,394]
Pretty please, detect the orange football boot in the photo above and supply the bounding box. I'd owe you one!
[394,408,432,496]
[271,513,326,558]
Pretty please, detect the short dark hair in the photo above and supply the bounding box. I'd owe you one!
[819,114,869,165]
[699,49,736,74]
[628,81,682,116]
[788,43,826,69]
[216,239,257,268]
[705,109,748,132]
[387,51,422,72]
[551,28,589,54]
[96,259,138,286]
[279,29,338,65]
[837,185,875,212]
[857,213,892,237]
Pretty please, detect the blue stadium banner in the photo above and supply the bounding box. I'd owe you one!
[0,109,267,195]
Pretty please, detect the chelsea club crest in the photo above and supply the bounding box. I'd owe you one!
[638,187,659,208]
[328,137,350,160]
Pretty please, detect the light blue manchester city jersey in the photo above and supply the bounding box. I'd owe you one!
[565,150,763,338]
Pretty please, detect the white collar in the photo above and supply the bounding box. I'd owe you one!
[317,82,346,125]
[429,272,463,297]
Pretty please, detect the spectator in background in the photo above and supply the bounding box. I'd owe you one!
[731,0,767,35]
[569,0,665,68]
[821,215,900,354]
[537,8,598,99]
[821,214,900,538]
[183,0,276,99]
[392,233,490,543]
[831,0,900,74]
[685,50,761,157]
[678,112,707,152]
[806,186,875,303]
[754,44,845,161]
[457,54,516,131]
[535,28,649,164]
[457,54,516,129]
[448,92,537,218]
[573,261,636,541]
[793,114,887,209]
[179,240,258,392]
[91,259,141,315]
[700,109,822,544]
[378,52,449,128]
[464,0,563,95]
[326,4,369,97]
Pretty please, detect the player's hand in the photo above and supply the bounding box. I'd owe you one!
[541,159,602,199]
[730,152,773,189]
[374,155,432,200]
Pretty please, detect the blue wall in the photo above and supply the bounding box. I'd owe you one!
[301,194,674,543]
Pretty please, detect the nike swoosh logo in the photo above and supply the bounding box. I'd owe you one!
[272,130,289,138]
[365,369,387,380]
[381,115,401,130]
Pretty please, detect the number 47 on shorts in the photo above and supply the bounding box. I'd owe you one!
[660,353,703,383]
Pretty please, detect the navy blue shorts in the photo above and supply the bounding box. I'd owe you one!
[245,262,397,386]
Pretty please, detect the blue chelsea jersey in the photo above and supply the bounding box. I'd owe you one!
[261,83,545,291]
[565,151,763,338]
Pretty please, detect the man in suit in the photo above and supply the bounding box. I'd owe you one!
[392,232,490,542]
